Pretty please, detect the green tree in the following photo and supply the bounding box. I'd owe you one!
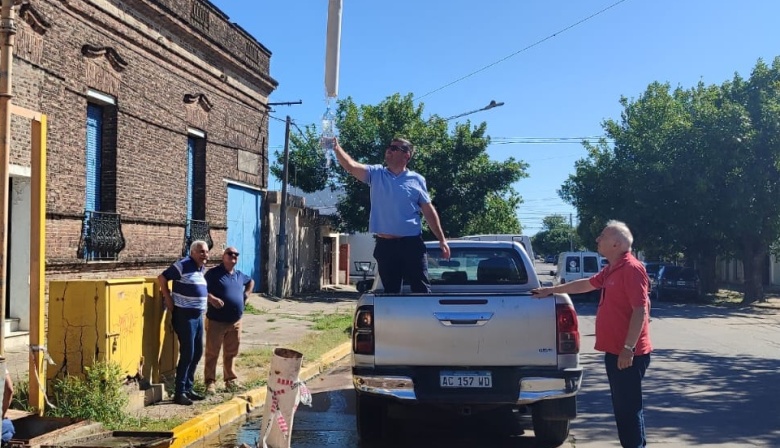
[532,214,581,257]
[562,82,726,292]
[272,124,330,194]
[271,93,528,239]
[716,59,780,302]
[461,190,523,235]
[560,57,780,303]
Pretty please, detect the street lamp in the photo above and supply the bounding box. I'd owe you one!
[444,100,505,121]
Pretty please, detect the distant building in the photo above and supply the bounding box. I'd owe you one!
[286,185,376,284]
[5,0,276,341]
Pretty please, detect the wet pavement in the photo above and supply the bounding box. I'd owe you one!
[211,360,542,448]
[224,391,359,447]
[202,292,780,448]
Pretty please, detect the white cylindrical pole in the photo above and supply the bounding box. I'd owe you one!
[262,348,311,448]
[324,0,342,98]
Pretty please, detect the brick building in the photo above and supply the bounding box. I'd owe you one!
[5,0,277,338]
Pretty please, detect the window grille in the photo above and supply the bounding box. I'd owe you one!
[79,210,126,261]
[182,219,213,257]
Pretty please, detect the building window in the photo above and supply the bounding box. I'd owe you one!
[79,91,125,261]
[183,129,212,256]
[186,130,206,222]
[85,103,103,212]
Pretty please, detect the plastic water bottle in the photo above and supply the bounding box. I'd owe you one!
[321,108,336,169]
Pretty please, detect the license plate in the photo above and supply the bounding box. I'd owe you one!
[677,281,687,286]
[440,370,492,388]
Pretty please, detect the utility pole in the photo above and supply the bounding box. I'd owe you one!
[569,213,574,251]
[275,116,291,298]
[263,100,301,299]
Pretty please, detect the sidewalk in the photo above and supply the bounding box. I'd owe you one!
[6,286,361,448]
[139,286,360,446]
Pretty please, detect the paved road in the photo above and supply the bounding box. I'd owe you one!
[221,269,780,447]
[569,299,780,447]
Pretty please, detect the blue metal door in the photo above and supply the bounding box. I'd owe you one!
[226,184,262,291]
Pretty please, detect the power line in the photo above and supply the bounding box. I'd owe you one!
[414,0,630,101]
[491,137,614,144]
[267,113,309,139]
[267,113,288,124]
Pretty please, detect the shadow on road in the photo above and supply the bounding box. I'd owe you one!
[573,299,779,321]
[573,300,780,447]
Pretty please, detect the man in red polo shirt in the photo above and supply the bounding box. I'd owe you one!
[531,220,652,448]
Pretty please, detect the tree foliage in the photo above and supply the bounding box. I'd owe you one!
[461,190,523,236]
[270,124,330,194]
[271,93,528,239]
[532,214,581,257]
[560,57,780,303]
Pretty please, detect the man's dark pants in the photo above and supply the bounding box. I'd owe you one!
[373,235,430,293]
[172,306,204,396]
[605,353,651,448]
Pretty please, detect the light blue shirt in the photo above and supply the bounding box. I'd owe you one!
[365,164,431,236]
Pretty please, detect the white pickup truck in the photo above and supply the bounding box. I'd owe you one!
[351,240,583,447]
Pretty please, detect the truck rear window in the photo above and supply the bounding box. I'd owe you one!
[426,248,528,285]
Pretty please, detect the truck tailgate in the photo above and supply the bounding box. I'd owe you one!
[373,294,558,366]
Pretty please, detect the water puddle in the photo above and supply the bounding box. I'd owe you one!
[215,389,359,448]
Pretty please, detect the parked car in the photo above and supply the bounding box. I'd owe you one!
[654,265,700,300]
[553,252,604,300]
[545,254,556,264]
[643,261,674,293]
[554,252,603,285]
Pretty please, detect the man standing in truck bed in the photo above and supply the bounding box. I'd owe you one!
[332,137,449,293]
[531,220,652,448]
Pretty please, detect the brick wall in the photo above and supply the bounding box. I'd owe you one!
[12,0,276,276]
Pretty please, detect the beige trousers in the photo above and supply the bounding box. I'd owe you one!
[204,318,241,384]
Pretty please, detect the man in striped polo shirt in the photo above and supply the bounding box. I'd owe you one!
[159,240,210,406]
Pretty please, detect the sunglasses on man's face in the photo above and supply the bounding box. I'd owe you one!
[226,251,240,257]
[388,144,410,153]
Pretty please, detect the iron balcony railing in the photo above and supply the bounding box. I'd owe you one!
[182,219,213,257]
[78,210,126,261]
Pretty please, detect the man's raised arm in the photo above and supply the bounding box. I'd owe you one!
[332,138,368,182]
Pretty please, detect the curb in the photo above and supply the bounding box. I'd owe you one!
[168,341,353,448]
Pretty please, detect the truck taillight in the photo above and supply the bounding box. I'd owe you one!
[353,305,374,355]
[556,303,580,354]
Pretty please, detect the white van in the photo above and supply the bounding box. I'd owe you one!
[459,234,535,261]
[554,251,604,285]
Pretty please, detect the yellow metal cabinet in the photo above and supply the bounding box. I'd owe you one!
[142,277,178,383]
[48,279,146,380]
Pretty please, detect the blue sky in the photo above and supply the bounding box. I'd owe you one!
[211,0,780,235]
